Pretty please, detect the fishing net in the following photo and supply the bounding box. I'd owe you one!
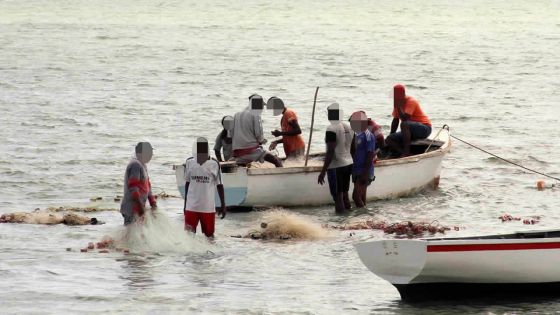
[82,210,212,254]
[244,209,331,240]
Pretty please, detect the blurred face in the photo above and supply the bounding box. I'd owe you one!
[327,103,342,123]
[267,97,285,116]
[196,141,209,164]
[222,116,234,131]
[249,95,264,115]
[350,112,368,133]
[136,143,153,164]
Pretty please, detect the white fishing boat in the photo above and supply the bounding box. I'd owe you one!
[173,129,451,207]
[355,229,560,301]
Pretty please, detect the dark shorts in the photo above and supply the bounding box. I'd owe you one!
[327,164,352,196]
[352,174,376,186]
[387,122,432,143]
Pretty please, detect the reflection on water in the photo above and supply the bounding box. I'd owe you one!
[119,255,157,291]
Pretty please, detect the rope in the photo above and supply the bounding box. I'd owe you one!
[424,124,449,153]
[450,134,560,182]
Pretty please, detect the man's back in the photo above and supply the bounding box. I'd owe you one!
[232,109,263,150]
[326,122,353,169]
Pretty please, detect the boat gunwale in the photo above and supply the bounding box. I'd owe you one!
[357,230,560,249]
[246,138,451,176]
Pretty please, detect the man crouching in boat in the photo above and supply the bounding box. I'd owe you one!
[267,97,306,160]
[184,137,226,238]
[231,94,283,167]
[386,84,432,157]
[318,103,353,213]
[120,142,157,225]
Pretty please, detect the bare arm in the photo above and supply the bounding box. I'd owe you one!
[390,118,399,134]
[217,184,226,219]
[318,141,336,185]
[280,120,302,136]
[214,149,223,162]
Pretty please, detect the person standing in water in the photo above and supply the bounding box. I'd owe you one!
[231,94,283,167]
[349,111,376,208]
[214,115,234,162]
[386,84,432,157]
[184,137,226,238]
[318,103,353,213]
[120,142,157,225]
[267,97,306,160]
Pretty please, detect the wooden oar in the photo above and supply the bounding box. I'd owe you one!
[305,87,320,167]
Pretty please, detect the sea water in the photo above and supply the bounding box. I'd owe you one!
[1,0,560,313]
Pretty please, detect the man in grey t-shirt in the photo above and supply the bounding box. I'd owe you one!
[120,142,157,225]
[231,94,282,167]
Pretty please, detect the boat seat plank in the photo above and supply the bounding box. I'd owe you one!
[410,139,445,147]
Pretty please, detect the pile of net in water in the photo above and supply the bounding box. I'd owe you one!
[242,209,331,240]
[1,211,99,225]
[79,210,211,254]
[499,213,541,225]
[45,206,117,212]
[324,219,459,236]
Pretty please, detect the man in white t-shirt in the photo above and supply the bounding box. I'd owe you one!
[184,137,226,237]
[318,103,353,213]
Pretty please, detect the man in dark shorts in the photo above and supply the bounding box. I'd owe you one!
[318,103,353,213]
[386,84,432,157]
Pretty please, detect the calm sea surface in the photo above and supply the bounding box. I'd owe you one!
[1,0,560,313]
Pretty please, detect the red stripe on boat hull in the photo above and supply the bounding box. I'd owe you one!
[427,242,560,252]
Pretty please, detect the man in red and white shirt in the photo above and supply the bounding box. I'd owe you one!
[184,137,226,238]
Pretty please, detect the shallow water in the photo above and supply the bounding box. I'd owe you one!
[1,0,560,313]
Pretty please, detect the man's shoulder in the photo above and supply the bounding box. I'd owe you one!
[284,108,297,119]
[127,159,143,170]
[209,158,221,168]
[326,123,337,132]
[406,96,420,107]
[185,157,196,166]
[364,130,375,141]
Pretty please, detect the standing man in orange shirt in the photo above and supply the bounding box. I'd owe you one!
[386,84,432,157]
[267,97,306,159]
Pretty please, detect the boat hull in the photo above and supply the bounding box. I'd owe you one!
[355,230,560,301]
[175,130,451,207]
[394,282,560,302]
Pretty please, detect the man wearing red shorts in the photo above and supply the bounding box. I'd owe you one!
[183,137,226,237]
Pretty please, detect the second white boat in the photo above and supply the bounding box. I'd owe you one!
[355,229,560,301]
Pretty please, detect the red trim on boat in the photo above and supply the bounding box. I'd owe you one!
[427,242,560,252]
